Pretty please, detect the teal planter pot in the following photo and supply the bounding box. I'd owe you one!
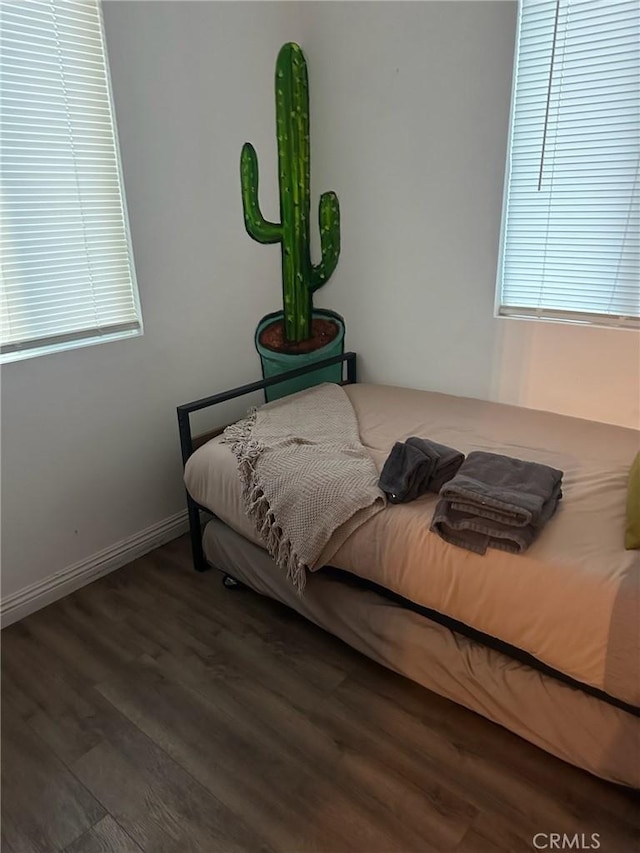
[255,309,345,402]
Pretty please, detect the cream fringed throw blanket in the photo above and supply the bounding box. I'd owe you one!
[222,383,385,592]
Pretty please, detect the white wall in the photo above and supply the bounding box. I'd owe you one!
[2,1,638,616]
[299,0,639,429]
[1,1,301,608]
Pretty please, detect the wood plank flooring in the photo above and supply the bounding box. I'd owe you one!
[2,534,639,853]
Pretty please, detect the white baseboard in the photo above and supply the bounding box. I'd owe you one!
[1,510,189,628]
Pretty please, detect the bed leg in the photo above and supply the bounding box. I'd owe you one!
[186,493,209,572]
[222,574,244,590]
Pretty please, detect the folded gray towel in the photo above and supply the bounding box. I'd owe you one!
[430,451,563,555]
[379,437,465,503]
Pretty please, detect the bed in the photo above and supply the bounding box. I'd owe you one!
[177,353,640,788]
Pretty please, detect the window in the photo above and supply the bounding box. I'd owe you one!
[496,0,639,328]
[0,0,141,363]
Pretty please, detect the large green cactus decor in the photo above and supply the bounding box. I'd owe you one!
[241,43,340,343]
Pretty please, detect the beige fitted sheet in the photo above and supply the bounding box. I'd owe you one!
[203,517,640,788]
[184,383,640,708]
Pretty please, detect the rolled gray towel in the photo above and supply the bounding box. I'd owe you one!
[406,437,466,494]
[430,451,563,555]
[379,437,465,503]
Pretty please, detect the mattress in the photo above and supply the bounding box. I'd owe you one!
[202,517,640,788]
[184,383,640,709]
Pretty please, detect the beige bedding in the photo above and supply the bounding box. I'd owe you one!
[202,517,640,788]
[221,383,384,591]
[184,383,640,709]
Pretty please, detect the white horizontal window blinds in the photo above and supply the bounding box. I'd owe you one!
[0,0,141,362]
[497,0,640,327]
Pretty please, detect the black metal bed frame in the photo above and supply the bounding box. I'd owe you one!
[177,351,357,573]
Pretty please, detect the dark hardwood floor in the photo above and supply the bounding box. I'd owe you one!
[2,534,639,853]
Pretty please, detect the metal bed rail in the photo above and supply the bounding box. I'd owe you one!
[177,351,357,571]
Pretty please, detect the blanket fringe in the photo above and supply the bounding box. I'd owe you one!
[222,410,307,593]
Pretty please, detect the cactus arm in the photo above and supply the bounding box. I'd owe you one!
[310,191,340,292]
[240,143,282,244]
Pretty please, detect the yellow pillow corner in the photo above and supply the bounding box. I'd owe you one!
[625,451,640,551]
